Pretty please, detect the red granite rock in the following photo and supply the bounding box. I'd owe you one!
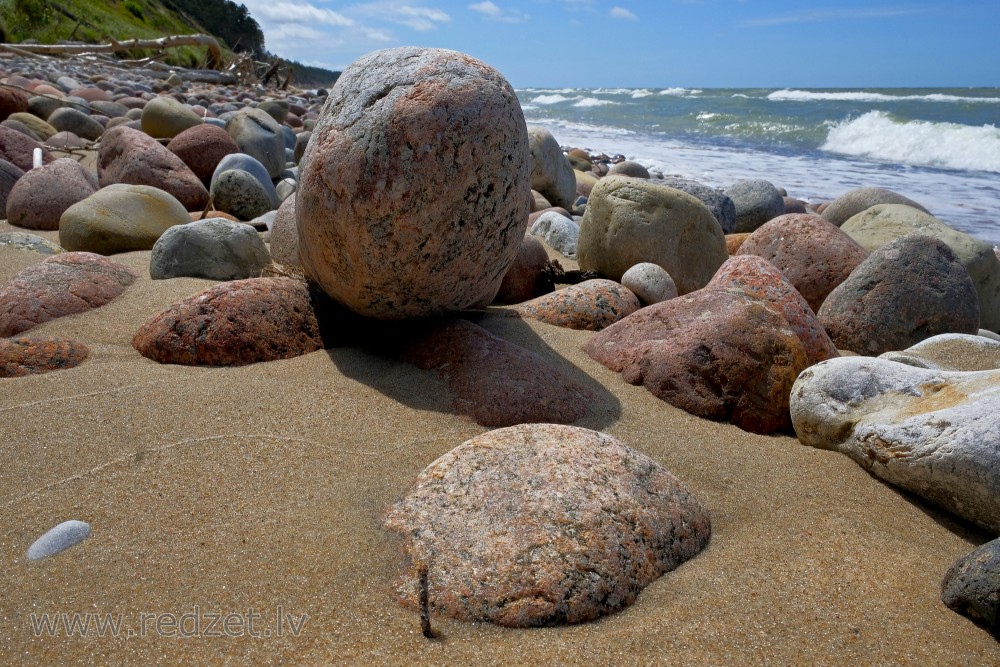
[708,255,838,366]
[132,277,324,366]
[98,125,209,210]
[0,252,138,336]
[736,213,869,312]
[0,86,29,120]
[5,158,97,231]
[166,124,240,187]
[0,337,89,377]
[0,124,54,171]
[400,318,592,426]
[383,423,711,627]
[585,287,809,433]
[494,234,553,304]
[513,279,640,331]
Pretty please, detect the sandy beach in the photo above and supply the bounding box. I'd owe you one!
[1,218,996,665]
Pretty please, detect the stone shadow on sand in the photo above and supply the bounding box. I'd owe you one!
[310,288,621,430]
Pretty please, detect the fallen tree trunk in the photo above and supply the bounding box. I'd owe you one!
[0,34,222,69]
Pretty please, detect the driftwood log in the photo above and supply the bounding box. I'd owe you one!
[0,34,222,69]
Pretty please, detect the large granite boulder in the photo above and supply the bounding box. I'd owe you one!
[149,217,271,280]
[790,356,1000,532]
[383,423,711,627]
[528,125,576,209]
[296,47,530,319]
[821,187,929,227]
[585,287,809,433]
[59,183,192,254]
[0,252,137,336]
[841,204,1000,332]
[736,213,869,312]
[817,235,980,355]
[98,125,209,211]
[577,175,727,292]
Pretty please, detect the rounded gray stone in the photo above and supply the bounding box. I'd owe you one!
[225,108,286,179]
[210,169,275,221]
[27,520,91,560]
[530,210,579,258]
[150,217,271,280]
[210,153,279,209]
[725,179,785,233]
[47,107,104,141]
[821,187,930,227]
[621,262,678,304]
[649,177,737,234]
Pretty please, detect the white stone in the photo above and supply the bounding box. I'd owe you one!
[621,262,678,305]
[790,356,1000,532]
[530,211,579,259]
[27,520,92,560]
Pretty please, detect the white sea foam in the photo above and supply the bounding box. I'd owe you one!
[770,89,1000,104]
[660,87,701,96]
[697,112,720,120]
[822,111,1000,173]
[574,97,618,107]
[531,94,578,105]
[631,89,655,98]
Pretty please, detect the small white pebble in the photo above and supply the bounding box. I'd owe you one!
[26,520,91,561]
[32,147,42,170]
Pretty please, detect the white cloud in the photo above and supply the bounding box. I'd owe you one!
[743,7,925,27]
[350,2,452,31]
[251,1,354,26]
[469,1,529,23]
[610,6,636,20]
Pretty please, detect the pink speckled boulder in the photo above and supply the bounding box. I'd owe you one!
[494,234,553,304]
[98,125,209,210]
[708,255,838,366]
[383,423,711,627]
[297,47,531,319]
[585,288,809,433]
[132,277,324,366]
[0,337,89,377]
[167,123,240,188]
[0,124,54,171]
[513,279,640,331]
[0,252,137,336]
[736,213,869,312]
[400,318,592,426]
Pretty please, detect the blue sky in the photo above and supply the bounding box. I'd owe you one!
[236,1,999,88]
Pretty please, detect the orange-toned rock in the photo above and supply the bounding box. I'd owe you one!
[585,287,809,433]
[726,233,751,255]
[0,86,29,120]
[167,124,240,188]
[0,337,89,377]
[400,319,592,426]
[132,277,324,366]
[0,252,137,336]
[383,423,711,627]
[708,255,838,365]
[513,279,640,331]
[297,47,530,319]
[736,213,868,312]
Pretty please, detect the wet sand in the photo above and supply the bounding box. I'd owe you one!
[1,219,996,665]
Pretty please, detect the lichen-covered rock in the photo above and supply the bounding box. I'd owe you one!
[736,213,869,312]
[383,423,711,627]
[513,279,640,331]
[0,336,89,377]
[297,47,530,319]
[578,176,728,291]
[790,356,1000,532]
[942,538,1000,632]
[98,125,209,211]
[0,252,137,336]
[400,319,592,426]
[817,235,980,355]
[132,277,323,366]
[5,158,97,231]
[708,255,838,366]
[821,187,929,227]
[585,287,809,433]
[528,125,576,209]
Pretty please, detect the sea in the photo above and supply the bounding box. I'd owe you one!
[516,87,1000,246]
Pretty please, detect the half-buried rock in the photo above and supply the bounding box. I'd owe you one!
[0,337,89,377]
[149,217,271,280]
[790,356,1000,532]
[133,278,323,366]
[512,279,640,331]
[383,423,711,627]
[297,47,530,319]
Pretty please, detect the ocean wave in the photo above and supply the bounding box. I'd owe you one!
[574,97,619,108]
[770,89,1000,104]
[531,94,578,105]
[822,111,1000,173]
[518,87,579,94]
[522,116,637,137]
[697,112,721,120]
[660,87,701,96]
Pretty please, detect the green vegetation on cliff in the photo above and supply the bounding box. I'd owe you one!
[0,0,340,85]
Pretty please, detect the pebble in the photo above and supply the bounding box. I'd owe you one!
[26,520,92,561]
